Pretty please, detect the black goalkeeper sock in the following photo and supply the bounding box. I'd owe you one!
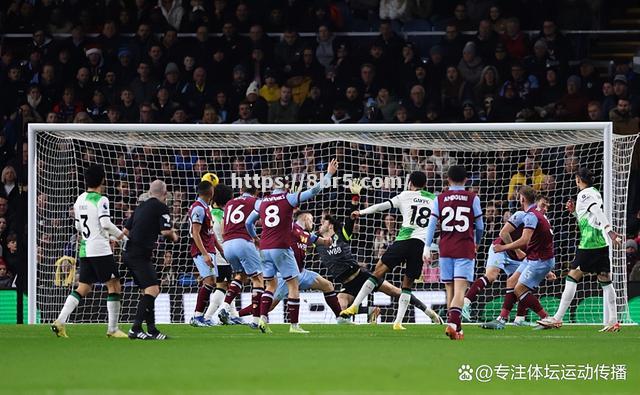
[132,294,155,332]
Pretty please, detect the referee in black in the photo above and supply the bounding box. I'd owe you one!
[124,180,178,340]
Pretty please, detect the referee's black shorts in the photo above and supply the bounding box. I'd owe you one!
[79,255,120,284]
[124,253,160,288]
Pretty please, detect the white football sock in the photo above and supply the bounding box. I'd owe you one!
[394,291,411,324]
[350,277,377,308]
[554,278,577,321]
[601,282,617,325]
[204,289,225,320]
[106,298,121,332]
[57,294,80,324]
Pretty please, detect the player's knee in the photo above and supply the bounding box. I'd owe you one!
[202,276,216,286]
[568,269,583,281]
[485,269,499,283]
[76,283,92,297]
[314,277,333,292]
[597,273,611,282]
[106,279,121,294]
[145,285,160,296]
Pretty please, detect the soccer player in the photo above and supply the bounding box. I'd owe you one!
[538,168,621,332]
[317,180,443,324]
[266,211,342,318]
[462,197,550,321]
[217,186,264,327]
[246,158,339,334]
[203,183,243,325]
[124,180,178,340]
[52,164,127,338]
[189,181,226,327]
[340,171,436,330]
[423,165,484,340]
[484,186,556,329]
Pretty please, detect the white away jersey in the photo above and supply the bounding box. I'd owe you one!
[575,187,607,249]
[389,190,435,241]
[74,191,113,258]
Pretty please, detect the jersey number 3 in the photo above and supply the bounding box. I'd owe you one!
[441,206,471,232]
[80,214,90,238]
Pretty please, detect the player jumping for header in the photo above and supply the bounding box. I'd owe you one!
[246,158,339,334]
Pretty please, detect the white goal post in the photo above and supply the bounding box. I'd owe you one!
[27,122,637,325]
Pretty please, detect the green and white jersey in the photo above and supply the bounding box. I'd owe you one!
[210,206,228,265]
[390,190,435,241]
[74,191,113,258]
[575,187,608,249]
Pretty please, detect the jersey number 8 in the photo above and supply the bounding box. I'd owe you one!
[264,205,280,227]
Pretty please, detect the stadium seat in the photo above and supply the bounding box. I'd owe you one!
[574,296,604,323]
[628,296,640,324]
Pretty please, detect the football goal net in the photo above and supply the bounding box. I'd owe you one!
[27,123,637,325]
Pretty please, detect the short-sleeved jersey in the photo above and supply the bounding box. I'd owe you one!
[125,197,172,258]
[223,195,257,242]
[435,189,479,259]
[290,223,318,270]
[523,206,554,261]
[492,211,527,261]
[210,206,228,264]
[389,190,435,241]
[188,198,216,257]
[259,192,299,250]
[575,187,607,249]
[74,191,113,258]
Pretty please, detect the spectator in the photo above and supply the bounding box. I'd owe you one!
[404,85,429,122]
[106,105,122,123]
[330,102,353,124]
[26,84,51,120]
[315,24,336,72]
[376,87,400,122]
[130,62,157,105]
[451,2,473,31]
[299,85,331,123]
[537,19,571,67]
[627,240,640,280]
[119,88,138,122]
[274,28,305,75]
[268,85,298,123]
[152,87,180,123]
[458,41,484,85]
[507,156,546,203]
[501,17,529,61]
[603,75,638,119]
[440,22,467,65]
[181,67,213,118]
[86,90,108,122]
[441,66,470,120]
[3,232,22,284]
[152,0,185,31]
[473,19,498,61]
[556,75,589,121]
[233,101,259,124]
[52,87,83,122]
[0,259,14,288]
[245,82,269,123]
[474,65,501,106]
[609,98,639,134]
[587,101,603,121]
[259,69,281,103]
[578,59,602,101]
[139,102,154,123]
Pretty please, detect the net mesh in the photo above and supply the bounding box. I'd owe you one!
[32,126,637,324]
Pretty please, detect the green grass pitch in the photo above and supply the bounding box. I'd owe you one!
[0,324,638,395]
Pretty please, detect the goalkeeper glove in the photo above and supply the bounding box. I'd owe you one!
[349,178,363,196]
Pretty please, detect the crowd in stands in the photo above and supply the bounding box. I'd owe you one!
[1,0,640,292]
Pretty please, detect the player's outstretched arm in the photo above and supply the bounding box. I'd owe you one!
[288,158,339,206]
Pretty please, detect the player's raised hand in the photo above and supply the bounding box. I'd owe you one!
[608,229,622,247]
[328,158,339,175]
[351,210,360,219]
[566,199,575,213]
[350,178,363,195]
